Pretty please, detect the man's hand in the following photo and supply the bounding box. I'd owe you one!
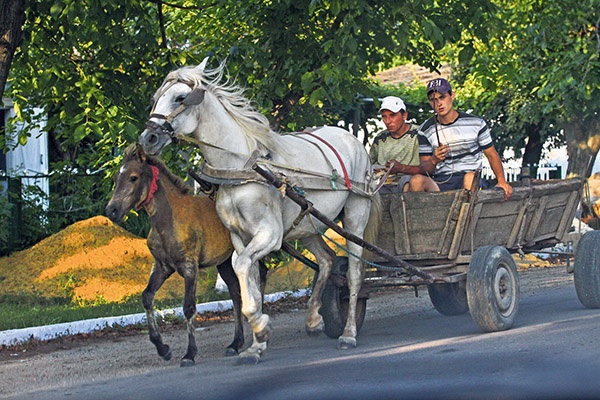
[432,144,449,165]
[385,160,400,174]
[496,181,513,200]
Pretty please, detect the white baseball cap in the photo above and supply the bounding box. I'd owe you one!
[379,96,406,113]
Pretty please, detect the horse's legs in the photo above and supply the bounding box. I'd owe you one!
[180,262,199,367]
[142,262,174,361]
[301,235,336,336]
[231,233,278,364]
[336,196,371,349]
[216,257,245,356]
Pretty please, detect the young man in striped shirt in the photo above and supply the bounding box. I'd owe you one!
[413,78,513,200]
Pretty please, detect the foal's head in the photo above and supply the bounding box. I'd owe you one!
[105,143,157,223]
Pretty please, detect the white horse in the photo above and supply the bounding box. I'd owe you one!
[139,59,381,364]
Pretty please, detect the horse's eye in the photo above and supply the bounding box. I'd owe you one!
[175,94,186,103]
[129,176,138,183]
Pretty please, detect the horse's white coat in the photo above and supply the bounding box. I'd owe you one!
[140,61,380,361]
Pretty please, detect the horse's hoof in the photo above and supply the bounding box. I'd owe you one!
[180,358,195,367]
[306,320,324,337]
[224,347,239,357]
[236,354,260,365]
[337,336,357,350]
[160,349,172,361]
[255,322,273,343]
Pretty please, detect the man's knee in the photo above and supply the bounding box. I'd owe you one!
[408,174,439,192]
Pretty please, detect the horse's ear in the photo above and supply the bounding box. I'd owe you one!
[196,57,209,72]
[134,142,147,163]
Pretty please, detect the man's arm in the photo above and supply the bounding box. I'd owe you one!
[386,162,424,175]
[483,146,513,200]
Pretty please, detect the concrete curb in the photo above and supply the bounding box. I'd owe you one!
[0,289,309,347]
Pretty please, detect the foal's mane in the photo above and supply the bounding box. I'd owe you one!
[160,61,286,155]
[123,144,192,195]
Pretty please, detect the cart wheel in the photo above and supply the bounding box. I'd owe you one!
[320,256,367,339]
[574,230,600,308]
[427,281,469,316]
[467,245,519,332]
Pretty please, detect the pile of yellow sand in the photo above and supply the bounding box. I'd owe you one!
[0,216,315,303]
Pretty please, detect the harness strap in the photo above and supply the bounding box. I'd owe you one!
[298,130,353,191]
[199,162,268,187]
[283,200,313,237]
[171,131,374,195]
[137,165,160,209]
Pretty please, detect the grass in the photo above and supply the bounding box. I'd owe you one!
[0,259,314,332]
[0,290,236,332]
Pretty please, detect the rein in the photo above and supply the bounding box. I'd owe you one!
[137,165,160,209]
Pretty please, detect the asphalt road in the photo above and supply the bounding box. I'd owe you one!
[3,269,600,400]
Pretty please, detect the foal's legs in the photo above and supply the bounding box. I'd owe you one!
[142,261,175,361]
[179,261,200,367]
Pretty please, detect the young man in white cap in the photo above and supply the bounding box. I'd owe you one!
[416,78,513,200]
[370,96,439,193]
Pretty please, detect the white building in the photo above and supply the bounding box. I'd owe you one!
[1,98,49,199]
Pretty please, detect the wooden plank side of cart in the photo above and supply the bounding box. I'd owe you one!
[372,178,584,268]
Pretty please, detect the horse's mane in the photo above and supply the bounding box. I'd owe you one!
[160,61,286,155]
[123,144,192,195]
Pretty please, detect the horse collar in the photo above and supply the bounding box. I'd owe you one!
[138,165,160,209]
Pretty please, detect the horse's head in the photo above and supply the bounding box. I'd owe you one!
[106,142,158,223]
[139,58,209,156]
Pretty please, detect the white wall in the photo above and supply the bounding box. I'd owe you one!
[2,98,49,200]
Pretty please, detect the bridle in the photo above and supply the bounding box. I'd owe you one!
[145,80,206,139]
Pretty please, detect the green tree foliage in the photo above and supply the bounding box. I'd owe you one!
[2,0,496,250]
[6,0,498,159]
[163,0,496,131]
[6,0,174,170]
[457,0,600,177]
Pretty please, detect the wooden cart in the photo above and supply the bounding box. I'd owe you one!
[319,177,600,338]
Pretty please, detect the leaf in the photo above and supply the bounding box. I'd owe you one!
[458,45,475,65]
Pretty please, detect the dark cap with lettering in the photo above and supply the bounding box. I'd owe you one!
[426,78,452,95]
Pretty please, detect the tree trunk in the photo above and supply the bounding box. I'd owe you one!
[564,117,600,178]
[521,124,543,174]
[0,0,27,101]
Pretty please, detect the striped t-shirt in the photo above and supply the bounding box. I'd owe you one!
[418,112,493,176]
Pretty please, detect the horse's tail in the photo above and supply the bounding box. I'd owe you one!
[363,192,382,261]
